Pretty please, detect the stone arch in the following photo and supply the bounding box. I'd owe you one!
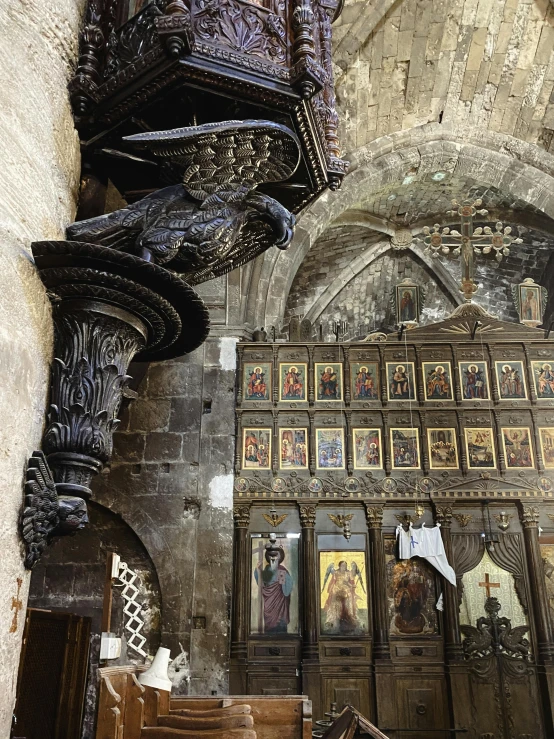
[301,239,463,325]
[28,500,162,738]
[247,124,554,329]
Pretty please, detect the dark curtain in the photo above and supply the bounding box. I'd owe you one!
[452,534,485,606]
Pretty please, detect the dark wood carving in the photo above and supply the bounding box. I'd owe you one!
[20,451,89,569]
[68,0,348,208]
[460,597,543,738]
[23,237,210,565]
[67,120,300,284]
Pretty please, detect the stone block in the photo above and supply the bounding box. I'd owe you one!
[112,432,146,463]
[144,433,183,462]
[148,363,201,397]
[129,399,171,432]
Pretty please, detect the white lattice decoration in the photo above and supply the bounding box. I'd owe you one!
[117,561,147,656]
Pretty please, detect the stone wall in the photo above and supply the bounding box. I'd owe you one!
[92,335,238,696]
[0,0,81,733]
[314,249,458,335]
[284,223,553,336]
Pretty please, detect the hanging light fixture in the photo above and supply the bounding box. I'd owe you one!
[482,499,499,552]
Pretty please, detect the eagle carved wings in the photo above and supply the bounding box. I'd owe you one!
[67,120,301,285]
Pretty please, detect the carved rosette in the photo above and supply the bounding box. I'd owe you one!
[298,503,317,528]
[233,505,251,528]
[519,505,540,529]
[365,504,384,529]
[43,307,147,497]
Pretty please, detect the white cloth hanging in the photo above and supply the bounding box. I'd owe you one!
[396,522,457,587]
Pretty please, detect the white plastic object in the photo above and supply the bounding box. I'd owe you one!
[100,633,121,660]
[138,647,172,692]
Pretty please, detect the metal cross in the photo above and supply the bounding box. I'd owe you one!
[420,199,523,302]
[478,572,500,598]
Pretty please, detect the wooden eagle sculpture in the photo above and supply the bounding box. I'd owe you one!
[67,120,301,284]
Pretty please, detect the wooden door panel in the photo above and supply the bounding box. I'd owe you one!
[248,674,300,696]
[395,678,446,738]
[322,677,371,717]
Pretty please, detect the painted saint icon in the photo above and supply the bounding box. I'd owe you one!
[279,428,308,469]
[422,362,453,400]
[279,363,307,401]
[495,361,527,400]
[243,363,271,401]
[351,362,379,400]
[316,363,342,401]
[251,536,298,635]
[386,362,416,401]
[532,362,554,399]
[512,278,547,327]
[242,428,271,469]
[539,428,554,469]
[464,428,496,469]
[386,554,437,636]
[352,428,382,469]
[390,428,420,469]
[316,428,345,469]
[459,362,489,400]
[427,428,458,469]
[320,551,368,636]
[501,427,534,469]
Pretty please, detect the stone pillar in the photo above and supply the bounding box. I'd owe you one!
[434,505,463,663]
[230,504,251,694]
[365,504,389,660]
[518,504,554,661]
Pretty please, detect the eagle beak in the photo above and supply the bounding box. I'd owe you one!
[272,212,296,250]
[275,225,295,250]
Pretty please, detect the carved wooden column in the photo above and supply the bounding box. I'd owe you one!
[518,503,554,662]
[343,346,351,405]
[299,503,318,659]
[230,504,251,694]
[365,503,395,731]
[365,504,390,660]
[434,505,463,662]
[298,502,321,717]
[518,503,554,737]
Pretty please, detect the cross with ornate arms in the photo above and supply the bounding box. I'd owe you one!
[479,572,501,599]
[420,199,523,302]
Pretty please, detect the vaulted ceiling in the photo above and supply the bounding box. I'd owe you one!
[239,0,554,334]
[332,0,554,157]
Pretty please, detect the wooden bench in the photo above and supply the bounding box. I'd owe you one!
[170,696,312,739]
[95,667,311,739]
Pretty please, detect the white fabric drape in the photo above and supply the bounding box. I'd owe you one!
[396,522,457,588]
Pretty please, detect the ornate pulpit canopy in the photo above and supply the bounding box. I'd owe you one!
[69,0,347,210]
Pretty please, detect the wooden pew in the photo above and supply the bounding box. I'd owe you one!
[170,695,312,739]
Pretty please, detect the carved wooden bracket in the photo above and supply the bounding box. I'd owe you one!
[20,239,209,568]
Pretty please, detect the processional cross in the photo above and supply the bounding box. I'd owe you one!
[421,199,523,302]
[478,572,500,598]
